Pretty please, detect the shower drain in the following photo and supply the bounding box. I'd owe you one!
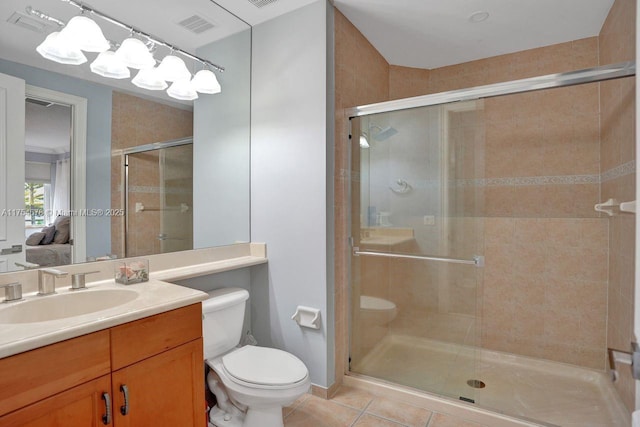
[466,379,486,389]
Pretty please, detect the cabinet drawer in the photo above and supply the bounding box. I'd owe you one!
[110,303,202,370]
[0,330,110,417]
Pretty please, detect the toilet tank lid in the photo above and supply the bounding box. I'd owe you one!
[203,287,249,312]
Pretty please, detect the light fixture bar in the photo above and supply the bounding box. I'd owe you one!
[25,6,65,27]
[60,0,225,73]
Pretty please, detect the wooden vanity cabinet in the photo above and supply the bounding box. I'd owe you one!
[0,303,205,427]
[110,303,204,427]
[0,375,113,427]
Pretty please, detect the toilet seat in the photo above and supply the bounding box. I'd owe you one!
[360,295,396,311]
[221,346,308,389]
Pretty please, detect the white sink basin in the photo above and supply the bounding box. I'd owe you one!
[0,289,138,324]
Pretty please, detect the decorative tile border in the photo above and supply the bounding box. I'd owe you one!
[601,160,636,182]
[345,161,635,188]
[129,185,192,195]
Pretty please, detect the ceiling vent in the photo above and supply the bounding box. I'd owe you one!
[177,15,215,34]
[7,11,52,33]
[26,98,54,107]
[246,0,279,8]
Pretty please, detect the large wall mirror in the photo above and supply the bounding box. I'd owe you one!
[0,0,251,271]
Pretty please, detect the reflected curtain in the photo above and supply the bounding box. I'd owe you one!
[52,158,70,216]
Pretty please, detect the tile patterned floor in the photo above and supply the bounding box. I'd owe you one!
[283,386,488,427]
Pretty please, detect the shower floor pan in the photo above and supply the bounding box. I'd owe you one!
[352,334,629,427]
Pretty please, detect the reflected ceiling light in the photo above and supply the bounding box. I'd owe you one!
[115,38,156,69]
[157,55,191,82]
[191,69,221,94]
[30,0,224,96]
[360,133,370,148]
[59,15,110,52]
[132,67,168,91]
[36,32,87,65]
[90,51,130,79]
[167,78,198,101]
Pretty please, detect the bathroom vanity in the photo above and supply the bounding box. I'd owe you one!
[0,304,204,426]
[0,243,268,426]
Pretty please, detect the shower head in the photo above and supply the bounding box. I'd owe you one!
[371,125,398,141]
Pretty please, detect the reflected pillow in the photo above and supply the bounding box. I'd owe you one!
[26,232,45,246]
[40,225,56,245]
[53,215,71,244]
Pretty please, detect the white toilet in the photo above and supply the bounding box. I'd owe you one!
[360,295,397,326]
[203,288,311,427]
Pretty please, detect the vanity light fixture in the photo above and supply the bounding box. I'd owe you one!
[132,67,168,91]
[156,54,191,82]
[58,15,110,53]
[191,69,221,94]
[360,133,370,148]
[30,0,224,97]
[114,37,156,69]
[36,31,87,65]
[167,78,199,101]
[90,50,130,79]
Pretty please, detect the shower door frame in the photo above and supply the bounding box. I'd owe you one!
[345,59,637,399]
[121,137,193,257]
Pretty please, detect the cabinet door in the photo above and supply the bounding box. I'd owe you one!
[0,375,113,427]
[112,338,205,427]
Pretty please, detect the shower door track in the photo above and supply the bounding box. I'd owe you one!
[353,248,484,267]
[346,61,635,118]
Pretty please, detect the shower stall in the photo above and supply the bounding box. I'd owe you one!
[347,62,635,426]
[122,138,193,257]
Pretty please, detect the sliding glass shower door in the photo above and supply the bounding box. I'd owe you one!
[349,101,485,402]
[125,142,193,257]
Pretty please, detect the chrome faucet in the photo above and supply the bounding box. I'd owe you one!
[38,268,68,296]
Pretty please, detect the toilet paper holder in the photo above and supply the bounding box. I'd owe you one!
[291,306,321,329]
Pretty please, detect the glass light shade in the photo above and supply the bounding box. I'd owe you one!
[191,69,221,94]
[157,55,191,82]
[36,32,87,65]
[115,38,156,69]
[360,134,370,148]
[167,79,198,101]
[59,16,109,53]
[90,51,130,79]
[132,67,168,91]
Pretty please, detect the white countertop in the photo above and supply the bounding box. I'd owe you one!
[0,279,208,359]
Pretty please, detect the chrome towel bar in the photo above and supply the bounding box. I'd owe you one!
[353,248,484,268]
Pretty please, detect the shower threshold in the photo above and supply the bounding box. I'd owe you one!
[351,334,629,427]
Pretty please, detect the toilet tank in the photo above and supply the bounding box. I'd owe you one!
[202,287,249,360]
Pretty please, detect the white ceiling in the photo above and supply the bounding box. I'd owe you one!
[25,102,71,154]
[333,0,616,69]
[0,0,619,100]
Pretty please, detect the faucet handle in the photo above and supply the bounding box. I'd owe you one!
[0,283,22,303]
[39,268,68,277]
[70,271,100,291]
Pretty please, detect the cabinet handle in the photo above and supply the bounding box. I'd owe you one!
[101,392,111,425]
[120,384,130,416]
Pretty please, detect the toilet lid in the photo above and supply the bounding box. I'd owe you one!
[222,346,308,386]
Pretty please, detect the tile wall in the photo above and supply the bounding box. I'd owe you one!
[110,92,193,258]
[600,0,637,412]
